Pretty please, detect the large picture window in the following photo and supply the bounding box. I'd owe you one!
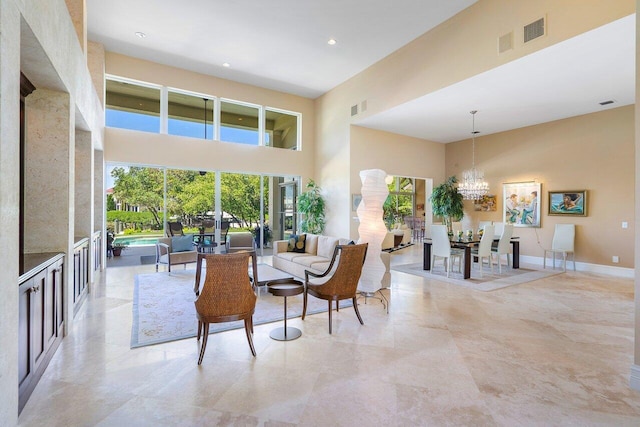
[106,79,161,133]
[168,90,214,140]
[220,100,260,145]
[105,76,301,150]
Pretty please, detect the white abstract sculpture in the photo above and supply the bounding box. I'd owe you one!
[357,169,389,294]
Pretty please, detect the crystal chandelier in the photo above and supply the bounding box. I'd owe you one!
[458,110,489,200]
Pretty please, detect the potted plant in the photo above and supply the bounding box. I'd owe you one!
[429,176,464,236]
[111,241,129,257]
[297,179,326,234]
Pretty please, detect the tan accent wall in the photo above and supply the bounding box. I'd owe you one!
[315,0,633,239]
[104,53,316,184]
[349,126,445,240]
[446,106,634,268]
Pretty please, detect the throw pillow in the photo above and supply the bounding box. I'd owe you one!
[171,234,194,252]
[287,234,306,253]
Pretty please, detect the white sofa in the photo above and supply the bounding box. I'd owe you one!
[272,233,391,288]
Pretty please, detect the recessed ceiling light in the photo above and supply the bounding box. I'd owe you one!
[327,39,337,45]
[135,32,146,38]
[222,62,231,68]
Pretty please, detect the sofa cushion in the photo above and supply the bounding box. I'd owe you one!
[277,252,310,262]
[305,234,319,255]
[294,255,328,268]
[287,234,306,253]
[317,235,339,259]
[172,234,194,252]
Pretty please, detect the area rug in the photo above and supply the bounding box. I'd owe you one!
[131,269,351,348]
[382,243,415,253]
[391,262,563,292]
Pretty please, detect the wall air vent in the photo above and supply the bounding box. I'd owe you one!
[524,17,545,43]
[498,32,513,53]
[351,104,358,116]
[599,100,615,106]
[361,100,367,113]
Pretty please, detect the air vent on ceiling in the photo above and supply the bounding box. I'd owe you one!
[351,104,358,116]
[599,100,615,106]
[498,31,513,53]
[524,17,545,43]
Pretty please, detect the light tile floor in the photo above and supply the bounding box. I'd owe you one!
[18,245,640,426]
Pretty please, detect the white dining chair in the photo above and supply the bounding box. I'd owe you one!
[492,222,505,239]
[471,225,494,277]
[491,223,514,274]
[431,225,463,277]
[478,220,492,231]
[543,224,576,272]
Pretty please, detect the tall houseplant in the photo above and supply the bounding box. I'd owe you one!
[429,176,464,235]
[297,179,326,234]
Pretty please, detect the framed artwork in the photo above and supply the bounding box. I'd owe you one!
[548,190,587,216]
[503,181,541,227]
[474,195,497,212]
[351,194,362,211]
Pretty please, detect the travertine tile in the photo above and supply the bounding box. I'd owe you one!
[18,245,640,426]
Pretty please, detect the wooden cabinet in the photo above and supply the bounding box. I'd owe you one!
[19,255,64,413]
[73,239,89,313]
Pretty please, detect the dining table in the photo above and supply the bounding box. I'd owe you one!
[423,235,520,279]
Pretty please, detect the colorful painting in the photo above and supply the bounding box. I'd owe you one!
[474,195,497,212]
[503,182,541,228]
[548,191,587,216]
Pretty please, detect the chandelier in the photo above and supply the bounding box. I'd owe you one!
[458,110,489,200]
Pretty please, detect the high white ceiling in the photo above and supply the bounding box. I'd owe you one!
[87,1,634,143]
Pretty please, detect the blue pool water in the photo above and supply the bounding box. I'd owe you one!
[113,236,161,247]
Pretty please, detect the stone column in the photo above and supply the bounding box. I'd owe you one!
[0,0,22,424]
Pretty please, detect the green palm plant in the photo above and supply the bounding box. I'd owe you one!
[297,179,326,234]
[429,176,464,235]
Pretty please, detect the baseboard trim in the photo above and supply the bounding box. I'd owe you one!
[520,255,634,278]
[630,365,640,391]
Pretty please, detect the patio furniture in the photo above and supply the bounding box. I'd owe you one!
[155,236,198,272]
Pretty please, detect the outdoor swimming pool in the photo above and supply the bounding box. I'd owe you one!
[113,236,161,247]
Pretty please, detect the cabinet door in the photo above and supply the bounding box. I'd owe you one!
[18,278,33,390]
[49,259,64,335]
[73,248,81,303]
[30,269,48,372]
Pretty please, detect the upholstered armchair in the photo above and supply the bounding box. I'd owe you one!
[155,235,198,272]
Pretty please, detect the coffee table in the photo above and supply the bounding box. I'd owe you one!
[266,278,304,341]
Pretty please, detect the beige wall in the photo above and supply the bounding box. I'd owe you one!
[349,126,445,240]
[104,53,316,183]
[315,0,634,240]
[446,106,635,268]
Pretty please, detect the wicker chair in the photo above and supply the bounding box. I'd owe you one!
[302,243,368,334]
[193,252,258,364]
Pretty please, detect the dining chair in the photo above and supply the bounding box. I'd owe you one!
[478,220,493,231]
[167,221,184,237]
[193,252,258,364]
[430,225,463,277]
[471,225,494,277]
[302,243,368,334]
[493,222,505,239]
[543,224,576,272]
[491,223,514,274]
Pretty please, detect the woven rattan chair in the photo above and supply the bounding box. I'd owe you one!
[302,243,368,334]
[193,251,258,364]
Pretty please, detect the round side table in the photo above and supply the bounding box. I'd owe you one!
[266,278,304,341]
